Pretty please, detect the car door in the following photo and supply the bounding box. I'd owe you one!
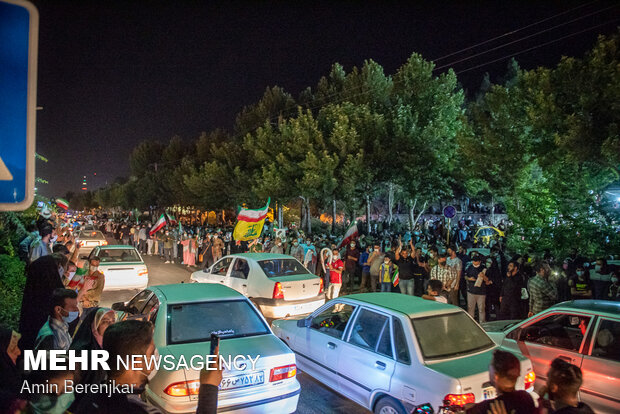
[579,317,620,414]
[508,311,592,382]
[296,301,357,392]
[227,258,250,296]
[208,257,233,284]
[337,307,396,407]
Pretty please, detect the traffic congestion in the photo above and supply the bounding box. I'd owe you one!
[1,208,617,414]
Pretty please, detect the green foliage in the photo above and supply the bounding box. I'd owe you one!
[0,255,25,330]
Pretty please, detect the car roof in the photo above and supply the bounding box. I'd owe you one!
[150,283,244,304]
[550,300,620,317]
[344,293,460,317]
[226,253,292,260]
[97,245,137,250]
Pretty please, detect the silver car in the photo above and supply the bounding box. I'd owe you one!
[483,300,620,414]
[113,283,300,413]
[272,293,535,414]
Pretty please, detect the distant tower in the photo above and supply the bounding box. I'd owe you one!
[82,175,87,191]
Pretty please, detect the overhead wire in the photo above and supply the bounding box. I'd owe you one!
[435,3,619,71]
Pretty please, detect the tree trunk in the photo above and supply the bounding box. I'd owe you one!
[278,204,283,228]
[300,197,306,230]
[412,200,428,228]
[365,194,371,234]
[388,182,394,225]
[490,196,495,226]
[408,198,418,230]
[332,198,337,234]
[306,199,312,234]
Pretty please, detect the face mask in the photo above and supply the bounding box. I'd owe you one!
[293,242,298,246]
[374,248,379,252]
[30,392,75,414]
[611,277,618,284]
[277,243,282,247]
[351,244,355,248]
[576,270,584,277]
[58,267,65,277]
[62,310,79,324]
[595,265,601,272]
[384,260,390,264]
[333,255,339,260]
[90,266,98,272]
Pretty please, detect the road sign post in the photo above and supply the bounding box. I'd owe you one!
[443,205,456,246]
[0,0,38,210]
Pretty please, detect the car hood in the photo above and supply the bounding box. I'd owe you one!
[481,320,520,333]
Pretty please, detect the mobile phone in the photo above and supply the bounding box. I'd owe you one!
[210,333,220,355]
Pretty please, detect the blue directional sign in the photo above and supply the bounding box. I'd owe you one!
[0,0,38,210]
[443,205,457,219]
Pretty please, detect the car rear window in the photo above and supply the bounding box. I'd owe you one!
[98,249,141,263]
[80,231,105,239]
[168,300,269,345]
[257,258,310,277]
[411,311,494,360]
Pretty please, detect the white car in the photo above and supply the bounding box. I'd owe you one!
[272,293,535,414]
[76,230,107,255]
[191,253,325,319]
[87,245,148,290]
[112,283,300,413]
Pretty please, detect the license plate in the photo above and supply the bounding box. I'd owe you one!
[483,386,497,400]
[219,371,264,391]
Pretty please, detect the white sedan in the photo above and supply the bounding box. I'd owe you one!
[272,293,536,414]
[191,253,325,319]
[87,245,148,290]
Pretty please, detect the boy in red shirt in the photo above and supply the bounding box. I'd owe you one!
[327,248,344,299]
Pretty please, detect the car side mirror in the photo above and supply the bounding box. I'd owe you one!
[203,266,212,273]
[111,301,126,311]
[297,318,311,328]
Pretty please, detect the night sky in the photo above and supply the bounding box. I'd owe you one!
[31,0,619,197]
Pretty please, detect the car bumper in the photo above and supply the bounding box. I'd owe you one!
[146,379,300,414]
[253,295,325,319]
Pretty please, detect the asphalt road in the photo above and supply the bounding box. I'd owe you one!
[99,251,369,414]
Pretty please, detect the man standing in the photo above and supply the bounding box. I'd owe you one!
[465,255,491,323]
[29,225,54,264]
[359,246,371,292]
[138,225,147,253]
[368,243,384,292]
[35,288,79,351]
[528,261,557,317]
[289,239,305,263]
[163,230,174,263]
[81,257,105,310]
[342,241,359,294]
[395,239,415,296]
[446,245,462,306]
[430,254,458,304]
[270,237,284,254]
[327,249,344,300]
[499,261,523,320]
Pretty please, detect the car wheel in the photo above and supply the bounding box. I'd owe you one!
[374,396,406,414]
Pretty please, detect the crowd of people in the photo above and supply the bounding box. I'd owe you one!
[1,208,221,413]
[1,206,616,414]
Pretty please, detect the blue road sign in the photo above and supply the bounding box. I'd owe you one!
[443,205,457,219]
[0,0,38,210]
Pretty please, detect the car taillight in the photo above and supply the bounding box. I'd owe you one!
[272,282,284,299]
[524,371,536,389]
[164,380,200,397]
[444,393,475,406]
[270,364,296,382]
[319,278,324,294]
[101,241,108,245]
[138,268,148,277]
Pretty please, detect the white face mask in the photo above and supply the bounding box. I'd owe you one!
[62,309,79,324]
[90,265,98,272]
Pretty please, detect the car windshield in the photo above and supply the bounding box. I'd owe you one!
[257,258,310,277]
[98,248,141,263]
[168,300,269,345]
[80,231,105,239]
[411,311,495,360]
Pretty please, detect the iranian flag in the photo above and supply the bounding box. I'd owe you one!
[149,214,167,236]
[233,198,270,241]
[392,268,400,287]
[337,222,359,249]
[56,198,69,210]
